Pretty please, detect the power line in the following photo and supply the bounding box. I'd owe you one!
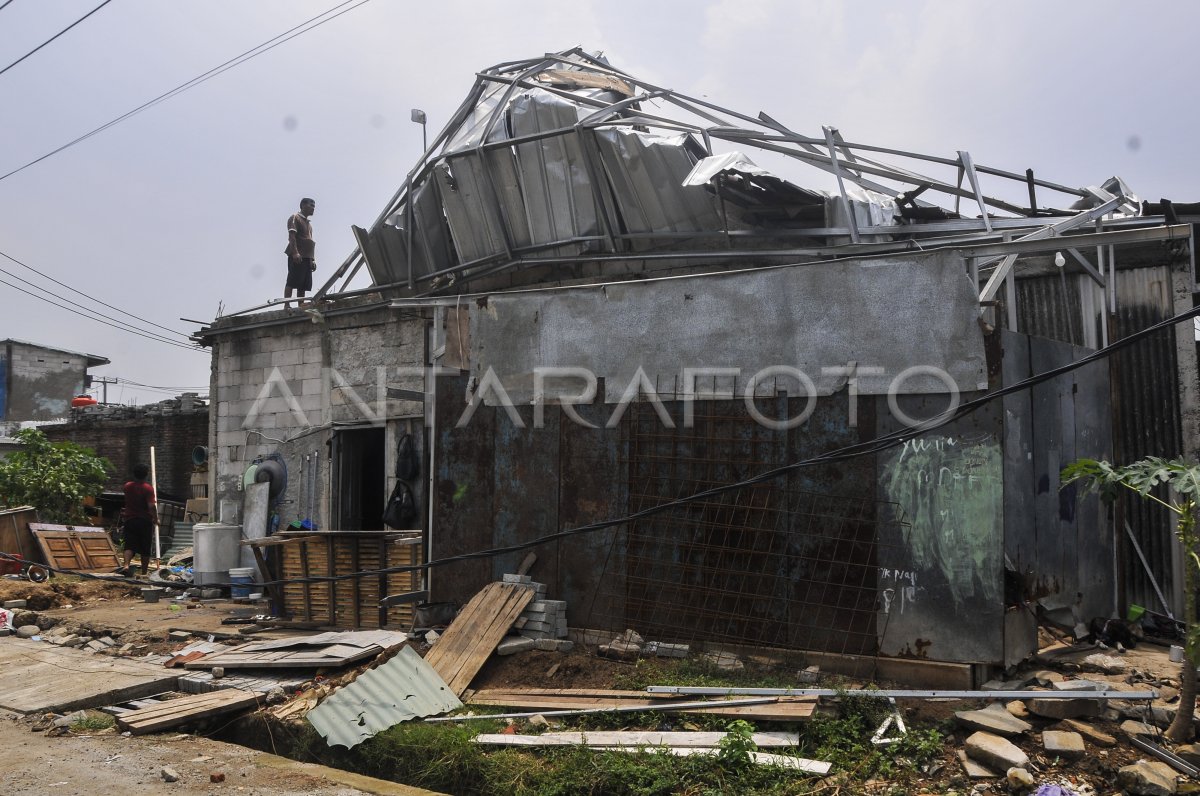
[0,248,190,339]
[0,0,114,78]
[0,2,17,13]
[0,0,372,183]
[0,261,193,347]
[0,275,200,351]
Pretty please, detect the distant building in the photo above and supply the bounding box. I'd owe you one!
[0,339,110,421]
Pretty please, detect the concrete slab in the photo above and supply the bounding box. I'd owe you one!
[0,638,178,714]
[954,703,1032,736]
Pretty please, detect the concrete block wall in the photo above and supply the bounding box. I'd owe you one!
[3,342,89,421]
[41,411,208,500]
[207,303,427,531]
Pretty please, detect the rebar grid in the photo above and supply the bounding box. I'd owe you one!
[584,401,908,659]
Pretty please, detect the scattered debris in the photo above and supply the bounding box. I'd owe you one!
[964,730,1030,772]
[160,766,180,782]
[1116,759,1178,795]
[954,702,1033,736]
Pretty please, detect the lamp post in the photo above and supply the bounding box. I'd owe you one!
[411,108,427,152]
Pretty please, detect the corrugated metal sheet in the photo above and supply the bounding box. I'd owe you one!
[1015,265,1183,616]
[592,128,723,236]
[508,89,599,256]
[307,644,462,748]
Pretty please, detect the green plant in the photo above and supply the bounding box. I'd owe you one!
[1062,456,1200,741]
[715,719,757,772]
[70,711,115,732]
[0,429,109,523]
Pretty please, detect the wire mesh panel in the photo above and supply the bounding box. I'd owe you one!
[583,401,907,658]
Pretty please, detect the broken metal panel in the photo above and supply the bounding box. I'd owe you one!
[470,250,988,406]
[307,645,462,749]
[435,156,509,265]
[508,89,601,256]
[876,395,1005,663]
[591,128,724,236]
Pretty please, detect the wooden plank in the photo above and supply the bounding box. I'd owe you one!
[326,536,336,626]
[299,538,313,621]
[475,730,799,747]
[0,639,179,714]
[117,689,260,734]
[350,538,360,629]
[424,582,535,696]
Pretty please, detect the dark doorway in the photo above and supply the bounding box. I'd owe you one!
[335,428,386,530]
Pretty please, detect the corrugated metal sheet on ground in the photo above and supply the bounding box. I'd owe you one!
[307,645,462,748]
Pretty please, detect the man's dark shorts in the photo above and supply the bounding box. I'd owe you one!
[287,257,314,291]
[123,517,154,557]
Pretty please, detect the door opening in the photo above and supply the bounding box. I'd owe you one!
[334,428,386,530]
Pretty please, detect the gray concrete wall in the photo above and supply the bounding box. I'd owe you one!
[207,305,426,531]
[2,342,89,421]
[470,250,988,406]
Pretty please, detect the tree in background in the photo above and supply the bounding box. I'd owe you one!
[1062,456,1200,742]
[0,429,109,524]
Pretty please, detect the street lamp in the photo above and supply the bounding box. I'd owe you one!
[411,108,427,153]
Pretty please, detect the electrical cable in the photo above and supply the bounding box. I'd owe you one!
[0,248,191,339]
[0,1,16,12]
[0,0,114,78]
[0,0,372,183]
[0,264,198,349]
[0,274,200,351]
[14,302,1193,593]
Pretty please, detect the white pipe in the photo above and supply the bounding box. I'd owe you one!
[150,446,160,560]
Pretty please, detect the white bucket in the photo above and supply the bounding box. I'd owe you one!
[229,566,255,598]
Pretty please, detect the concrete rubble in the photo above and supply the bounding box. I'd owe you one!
[1117,759,1178,795]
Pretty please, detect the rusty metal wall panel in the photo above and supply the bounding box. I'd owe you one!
[431,374,495,603]
[876,394,1005,664]
[1024,335,1113,620]
[491,407,560,584]
[1111,266,1182,614]
[1015,266,1182,616]
[557,402,627,630]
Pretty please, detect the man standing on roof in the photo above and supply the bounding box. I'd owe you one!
[284,197,317,306]
[118,463,157,577]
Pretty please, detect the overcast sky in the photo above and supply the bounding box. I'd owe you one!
[1,0,1197,406]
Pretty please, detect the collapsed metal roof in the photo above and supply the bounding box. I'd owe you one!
[315,47,1165,301]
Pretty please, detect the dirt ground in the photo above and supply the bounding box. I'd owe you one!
[0,575,138,611]
[0,711,440,795]
[9,580,1200,794]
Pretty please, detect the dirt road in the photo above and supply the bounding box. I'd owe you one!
[0,712,440,796]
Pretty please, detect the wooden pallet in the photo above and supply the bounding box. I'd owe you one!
[268,531,423,628]
[424,582,535,696]
[464,688,817,721]
[114,689,261,735]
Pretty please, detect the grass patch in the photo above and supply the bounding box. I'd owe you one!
[70,711,115,732]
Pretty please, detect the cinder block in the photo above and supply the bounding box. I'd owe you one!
[271,349,303,367]
[503,574,532,584]
[496,637,536,656]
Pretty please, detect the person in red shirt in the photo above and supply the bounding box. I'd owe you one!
[119,463,157,577]
[284,197,317,307]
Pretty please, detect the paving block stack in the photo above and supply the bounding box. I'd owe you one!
[502,574,572,652]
